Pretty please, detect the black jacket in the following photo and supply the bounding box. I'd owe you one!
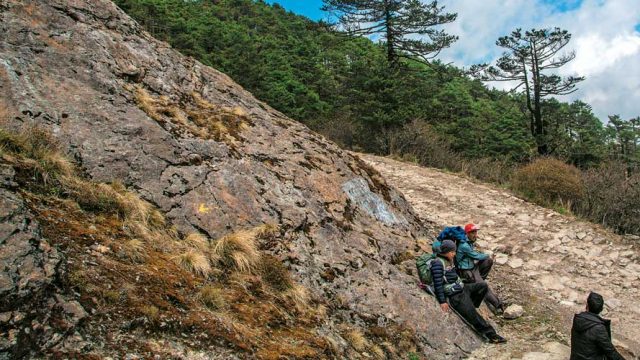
[570,311,624,360]
[430,255,463,304]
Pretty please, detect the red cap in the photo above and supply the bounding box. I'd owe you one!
[464,223,480,233]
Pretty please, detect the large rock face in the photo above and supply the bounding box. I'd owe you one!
[0,0,480,357]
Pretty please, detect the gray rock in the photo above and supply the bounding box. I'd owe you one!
[503,304,524,319]
[0,0,480,358]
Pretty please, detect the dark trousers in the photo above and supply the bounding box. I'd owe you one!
[459,258,502,310]
[448,282,496,336]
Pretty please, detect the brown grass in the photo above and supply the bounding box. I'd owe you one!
[370,344,386,360]
[174,249,211,277]
[197,286,226,310]
[0,125,363,358]
[140,305,160,321]
[118,239,147,263]
[343,328,368,352]
[281,284,311,313]
[578,161,640,234]
[259,255,293,292]
[184,232,209,251]
[211,229,260,272]
[131,86,251,143]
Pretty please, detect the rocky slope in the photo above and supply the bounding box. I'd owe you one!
[0,0,481,358]
[361,153,640,359]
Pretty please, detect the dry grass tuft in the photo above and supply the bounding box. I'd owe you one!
[255,223,280,239]
[197,285,226,310]
[343,328,368,352]
[184,232,209,251]
[119,239,147,263]
[174,250,211,277]
[211,229,260,272]
[370,344,386,360]
[131,86,251,143]
[282,284,311,313]
[0,125,75,185]
[140,305,160,321]
[258,255,293,292]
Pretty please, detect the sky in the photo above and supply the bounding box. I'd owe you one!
[266,0,640,121]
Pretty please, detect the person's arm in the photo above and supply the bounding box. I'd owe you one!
[431,260,446,305]
[593,325,625,360]
[459,242,489,261]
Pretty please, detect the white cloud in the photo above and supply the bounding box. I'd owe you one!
[435,0,640,120]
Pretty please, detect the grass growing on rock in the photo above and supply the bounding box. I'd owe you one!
[130,85,252,144]
[1,125,424,358]
[0,125,337,358]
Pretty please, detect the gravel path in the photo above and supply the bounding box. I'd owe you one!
[359,153,640,359]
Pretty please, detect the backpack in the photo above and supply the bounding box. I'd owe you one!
[416,253,444,285]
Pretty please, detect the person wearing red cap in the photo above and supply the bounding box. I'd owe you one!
[456,223,504,315]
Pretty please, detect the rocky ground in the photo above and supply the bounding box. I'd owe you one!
[359,153,640,359]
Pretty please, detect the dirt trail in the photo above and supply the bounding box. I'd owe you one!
[359,153,640,359]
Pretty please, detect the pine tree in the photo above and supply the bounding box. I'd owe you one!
[472,28,584,155]
[321,0,457,67]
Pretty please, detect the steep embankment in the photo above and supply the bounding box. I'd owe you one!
[361,153,640,359]
[0,0,482,359]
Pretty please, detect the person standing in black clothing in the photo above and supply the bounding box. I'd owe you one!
[570,292,625,360]
[431,240,507,343]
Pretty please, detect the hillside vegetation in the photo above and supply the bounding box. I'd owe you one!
[115,0,640,235]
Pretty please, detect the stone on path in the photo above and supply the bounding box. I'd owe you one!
[538,275,565,291]
[495,254,509,265]
[521,342,570,360]
[508,258,524,269]
[503,304,524,319]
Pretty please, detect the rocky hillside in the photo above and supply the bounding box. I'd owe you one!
[0,0,482,358]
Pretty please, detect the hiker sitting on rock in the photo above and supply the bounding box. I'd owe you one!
[431,240,507,344]
[570,292,625,360]
[456,223,504,315]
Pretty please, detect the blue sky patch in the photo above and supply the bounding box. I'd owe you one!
[266,0,325,21]
[636,23,640,33]
[541,0,583,13]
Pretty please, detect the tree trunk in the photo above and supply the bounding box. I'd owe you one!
[384,2,396,67]
[531,41,548,155]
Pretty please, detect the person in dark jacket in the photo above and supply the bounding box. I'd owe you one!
[456,223,504,315]
[570,292,625,360]
[432,240,506,343]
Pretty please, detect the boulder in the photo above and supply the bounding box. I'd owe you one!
[503,304,524,319]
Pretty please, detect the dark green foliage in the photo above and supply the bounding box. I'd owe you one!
[113,0,537,158]
[474,28,585,155]
[606,115,640,171]
[113,0,640,235]
[322,0,457,67]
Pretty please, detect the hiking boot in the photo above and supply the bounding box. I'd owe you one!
[487,303,504,316]
[485,333,507,344]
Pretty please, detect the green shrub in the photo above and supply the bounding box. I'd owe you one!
[512,158,584,208]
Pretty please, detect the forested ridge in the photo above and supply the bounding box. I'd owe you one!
[114,0,640,235]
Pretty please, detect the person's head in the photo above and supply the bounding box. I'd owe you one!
[438,239,457,261]
[586,292,604,314]
[464,223,480,241]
